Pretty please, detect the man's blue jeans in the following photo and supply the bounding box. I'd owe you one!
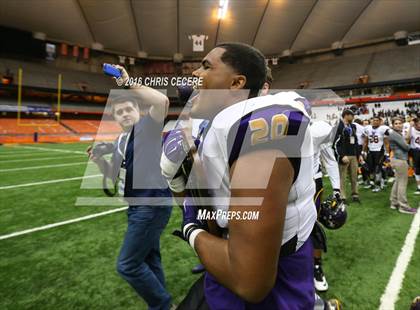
[117,205,172,310]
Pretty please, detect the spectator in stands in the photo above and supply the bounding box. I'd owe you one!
[87,65,173,309]
[333,109,360,203]
[388,118,416,214]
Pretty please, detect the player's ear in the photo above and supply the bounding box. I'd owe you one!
[230,74,246,90]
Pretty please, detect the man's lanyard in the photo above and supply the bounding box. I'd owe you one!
[117,131,131,196]
[117,131,131,163]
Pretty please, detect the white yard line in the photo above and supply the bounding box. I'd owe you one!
[0,207,127,240]
[13,145,85,154]
[0,174,101,190]
[0,155,85,163]
[0,153,59,158]
[379,210,420,310]
[0,162,90,172]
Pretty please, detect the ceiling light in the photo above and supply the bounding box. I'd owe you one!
[218,0,229,19]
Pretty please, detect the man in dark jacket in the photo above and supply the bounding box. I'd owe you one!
[333,109,360,203]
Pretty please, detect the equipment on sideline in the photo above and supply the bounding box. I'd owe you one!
[319,195,347,230]
[92,142,114,158]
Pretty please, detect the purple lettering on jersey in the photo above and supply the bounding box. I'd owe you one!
[204,238,315,310]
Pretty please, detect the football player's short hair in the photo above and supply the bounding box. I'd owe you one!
[216,42,267,98]
[109,94,139,115]
[354,118,362,125]
[413,117,419,124]
[392,117,403,125]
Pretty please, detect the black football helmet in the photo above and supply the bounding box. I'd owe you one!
[319,195,347,230]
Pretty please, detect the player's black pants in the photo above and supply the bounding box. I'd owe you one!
[312,178,327,252]
[177,275,210,310]
[367,150,384,184]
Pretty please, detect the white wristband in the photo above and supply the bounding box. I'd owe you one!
[189,229,205,250]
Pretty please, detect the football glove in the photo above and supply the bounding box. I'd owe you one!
[172,196,207,250]
[161,129,190,192]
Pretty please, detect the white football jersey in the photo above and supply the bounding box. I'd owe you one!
[364,125,389,151]
[403,122,411,139]
[310,121,340,189]
[354,122,365,146]
[410,127,420,150]
[310,120,332,177]
[201,91,316,249]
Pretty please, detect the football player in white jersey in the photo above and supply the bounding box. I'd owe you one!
[310,120,341,292]
[402,115,412,139]
[407,117,420,194]
[362,116,390,192]
[161,43,343,309]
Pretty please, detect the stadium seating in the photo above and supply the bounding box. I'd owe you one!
[0,118,70,134]
[272,45,420,89]
[0,57,115,93]
[0,118,120,143]
[60,119,121,134]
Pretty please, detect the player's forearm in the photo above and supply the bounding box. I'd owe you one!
[363,140,368,153]
[194,230,275,303]
[384,138,390,154]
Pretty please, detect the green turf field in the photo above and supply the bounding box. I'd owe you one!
[0,143,418,310]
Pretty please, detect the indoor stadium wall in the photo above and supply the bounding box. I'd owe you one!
[271,44,420,89]
[0,57,115,93]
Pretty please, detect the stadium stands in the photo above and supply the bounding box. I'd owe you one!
[0,118,120,143]
[61,119,121,134]
[0,57,115,93]
[272,44,420,89]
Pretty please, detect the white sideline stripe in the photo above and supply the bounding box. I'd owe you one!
[14,145,85,155]
[0,207,128,241]
[0,155,85,163]
[0,162,90,172]
[379,210,420,310]
[0,174,101,190]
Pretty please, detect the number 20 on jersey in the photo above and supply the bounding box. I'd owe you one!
[249,114,289,146]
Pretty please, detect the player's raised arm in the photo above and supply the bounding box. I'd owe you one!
[193,149,292,302]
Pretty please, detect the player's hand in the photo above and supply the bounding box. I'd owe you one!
[172,197,206,248]
[359,155,365,164]
[341,156,349,164]
[333,189,342,202]
[161,129,190,193]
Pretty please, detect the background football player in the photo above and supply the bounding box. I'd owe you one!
[310,116,341,292]
[362,116,390,192]
[408,117,420,195]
